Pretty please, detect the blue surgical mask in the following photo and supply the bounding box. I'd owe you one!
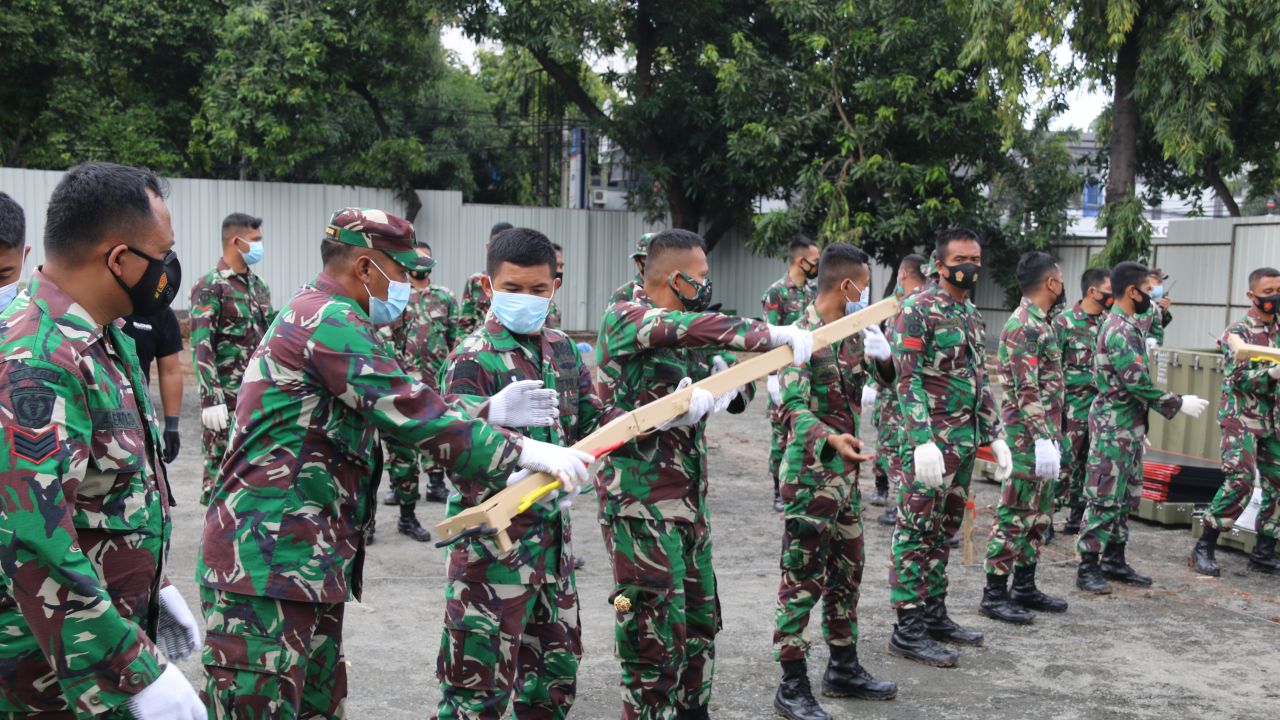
[365,260,410,324]
[844,281,868,315]
[1151,284,1165,300]
[0,281,19,311]
[241,240,264,266]
[491,290,551,335]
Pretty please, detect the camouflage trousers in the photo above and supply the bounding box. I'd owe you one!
[434,576,581,720]
[889,442,974,609]
[383,438,421,507]
[200,587,346,720]
[774,475,864,662]
[984,441,1053,576]
[200,424,230,505]
[602,516,719,720]
[1058,414,1089,509]
[768,402,788,492]
[1205,429,1280,539]
[1077,435,1143,555]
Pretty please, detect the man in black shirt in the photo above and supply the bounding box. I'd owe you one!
[122,307,185,463]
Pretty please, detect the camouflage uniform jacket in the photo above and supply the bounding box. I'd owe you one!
[998,297,1065,442]
[1054,302,1103,424]
[780,303,883,484]
[198,273,523,605]
[761,273,813,326]
[607,275,642,305]
[1217,307,1279,435]
[0,272,170,718]
[189,258,273,410]
[872,287,925,450]
[546,299,562,330]
[595,288,769,524]
[375,287,425,374]
[456,271,489,339]
[1090,308,1182,439]
[1134,303,1170,344]
[892,284,1003,449]
[409,283,458,389]
[442,316,622,585]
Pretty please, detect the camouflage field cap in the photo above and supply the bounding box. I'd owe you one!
[921,254,940,278]
[631,232,654,259]
[325,208,434,272]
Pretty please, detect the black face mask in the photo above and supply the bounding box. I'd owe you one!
[1099,291,1114,309]
[670,271,713,312]
[110,246,181,316]
[799,258,818,280]
[942,261,980,291]
[1253,292,1280,314]
[555,271,564,282]
[1132,288,1152,315]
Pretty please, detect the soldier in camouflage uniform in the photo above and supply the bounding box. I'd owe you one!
[596,229,814,720]
[608,233,654,305]
[771,244,897,720]
[0,192,30,313]
[886,228,1012,669]
[188,212,273,504]
[1075,262,1208,594]
[0,163,204,720]
[546,241,565,329]
[1190,267,1280,576]
[1053,268,1112,535]
[762,236,821,513]
[980,252,1070,625]
[434,228,619,720]
[197,208,593,718]
[1134,268,1172,349]
[871,254,928,528]
[409,241,459,503]
[456,221,513,338]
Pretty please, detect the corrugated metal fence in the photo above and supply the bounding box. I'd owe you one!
[0,168,813,331]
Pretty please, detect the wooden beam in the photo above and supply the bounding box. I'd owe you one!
[435,297,901,551]
[1225,334,1280,363]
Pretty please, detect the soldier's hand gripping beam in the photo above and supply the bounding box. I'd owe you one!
[435,297,901,552]
[1226,333,1280,364]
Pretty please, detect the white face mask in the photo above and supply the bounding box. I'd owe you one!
[0,280,18,311]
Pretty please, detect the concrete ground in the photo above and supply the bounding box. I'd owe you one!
[160,377,1280,719]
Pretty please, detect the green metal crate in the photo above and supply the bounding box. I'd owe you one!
[1132,497,1204,526]
[1146,348,1224,461]
[1190,517,1258,554]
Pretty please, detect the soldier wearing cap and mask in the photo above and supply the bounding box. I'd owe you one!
[608,233,654,304]
[0,163,205,720]
[196,208,593,717]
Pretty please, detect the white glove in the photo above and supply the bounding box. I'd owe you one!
[1033,438,1061,481]
[201,403,229,432]
[1145,337,1159,352]
[991,438,1013,481]
[127,664,205,720]
[488,379,560,428]
[860,384,878,408]
[1268,366,1280,380]
[766,375,782,405]
[709,355,742,413]
[517,438,595,494]
[863,325,891,361]
[912,442,945,488]
[156,586,202,661]
[1179,394,1209,418]
[658,378,715,430]
[768,324,815,366]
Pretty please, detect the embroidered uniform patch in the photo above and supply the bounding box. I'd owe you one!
[11,386,56,427]
[10,427,59,463]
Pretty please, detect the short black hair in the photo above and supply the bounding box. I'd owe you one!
[1081,267,1110,296]
[934,227,981,261]
[1248,267,1280,289]
[1015,251,1058,293]
[644,229,706,282]
[899,253,926,282]
[552,242,563,252]
[787,235,818,261]
[1111,261,1150,298]
[320,238,358,266]
[489,222,513,239]
[222,212,262,233]
[417,240,432,251]
[44,162,167,261]
[486,227,557,278]
[817,243,871,292]
[0,192,25,250]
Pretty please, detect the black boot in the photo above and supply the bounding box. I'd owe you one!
[923,595,984,646]
[1076,552,1111,594]
[1249,535,1280,574]
[423,472,449,503]
[1101,543,1152,586]
[869,475,889,506]
[1189,523,1221,577]
[774,660,831,720]
[876,506,898,527]
[381,488,399,506]
[887,607,958,668]
[822,644,896,700]
[947,535,960,549]
[676,707,710,720]
[1043,523,1055,546]
[979,573,1036,624]
[364,516,376,546]
[1010,564,1068,613]
[1061,504,1084,535]
[396,505,432,542]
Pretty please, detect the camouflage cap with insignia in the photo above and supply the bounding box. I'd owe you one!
[325,208,434,273]
[631,232,654,259]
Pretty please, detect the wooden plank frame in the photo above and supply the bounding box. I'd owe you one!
[434,297,901,551]
[1225,334,1280,363]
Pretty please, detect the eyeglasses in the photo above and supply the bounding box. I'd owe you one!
[407,269,431,281]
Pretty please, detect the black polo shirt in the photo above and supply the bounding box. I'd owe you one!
[121,308,183,384]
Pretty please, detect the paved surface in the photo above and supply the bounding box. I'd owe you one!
[159,373,1280,719]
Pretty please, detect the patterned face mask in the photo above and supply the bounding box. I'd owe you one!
[669,271,713,312]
